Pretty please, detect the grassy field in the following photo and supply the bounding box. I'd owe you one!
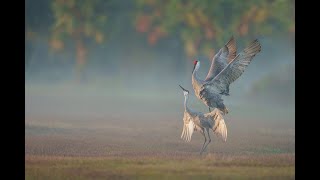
[26,154,294,180]
[25,112,294,179]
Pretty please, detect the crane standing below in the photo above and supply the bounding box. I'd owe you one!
[179,85,227,155]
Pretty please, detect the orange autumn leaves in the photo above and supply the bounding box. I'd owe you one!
[136,15,167,45]
[135,0,294,58]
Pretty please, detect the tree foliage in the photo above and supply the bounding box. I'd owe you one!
[50,0,107,50]
[50,0,109,81]
[135,0,295,58]
[26,0,295,80]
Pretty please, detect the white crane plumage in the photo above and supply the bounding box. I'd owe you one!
[179,85,227,154]
[192,37,261,114]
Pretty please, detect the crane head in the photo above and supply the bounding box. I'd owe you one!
[193,60,198,65]
[192,60,199,73]
[179,85,189,96]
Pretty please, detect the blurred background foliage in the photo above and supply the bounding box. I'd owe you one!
[25,0,294,108]
[26,0,294,76]
[135,0,294,57]
[50,0,108,79]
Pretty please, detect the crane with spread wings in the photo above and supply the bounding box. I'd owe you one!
[191,37,261,114]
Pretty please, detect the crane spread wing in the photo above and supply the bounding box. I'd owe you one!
[181,113,195,142]
[204,36,237,82]
[204,39,261,94]
[211,110,227,142]
[225,36,237,64]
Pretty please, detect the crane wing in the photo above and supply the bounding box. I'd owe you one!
[204,39,261,94]
[225,36,237,64]
[211,110,228,142]
[181,113,195,142]
[204,36,237,82]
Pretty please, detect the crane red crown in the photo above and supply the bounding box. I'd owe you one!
[193,60,198,65]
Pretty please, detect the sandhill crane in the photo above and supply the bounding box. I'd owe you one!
[179,85,227,155]
[192,37,261,114]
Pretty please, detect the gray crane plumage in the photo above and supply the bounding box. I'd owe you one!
[204,36,237,82]
[179,85,227,154]
[192,37,261,114]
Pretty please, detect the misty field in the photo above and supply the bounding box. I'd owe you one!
[26,110,294,179]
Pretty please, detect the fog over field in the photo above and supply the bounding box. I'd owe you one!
[26,36,294,158]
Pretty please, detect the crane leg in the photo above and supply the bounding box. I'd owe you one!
[199,130,207,155]
[202,128,212,153]
[209,107,211,112]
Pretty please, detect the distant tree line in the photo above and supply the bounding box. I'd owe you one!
[26,0,294,81]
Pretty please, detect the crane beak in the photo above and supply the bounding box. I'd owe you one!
[179,85,189,93]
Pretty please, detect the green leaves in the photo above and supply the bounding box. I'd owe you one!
[50,0,108,50]
[48,0,294,58]
[135,0,294,58]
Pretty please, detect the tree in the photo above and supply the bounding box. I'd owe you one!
[50,0,108,82]
[135,0,295,59]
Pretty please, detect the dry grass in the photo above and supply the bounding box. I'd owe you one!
[25,113,294,179]
[26,154,294,180]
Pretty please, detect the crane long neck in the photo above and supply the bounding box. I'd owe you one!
[192,65,203,85]
[184,95,190,112]
[192,66,199,78]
